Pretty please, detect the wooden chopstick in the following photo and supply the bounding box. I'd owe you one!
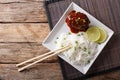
[17,44,72,72]
[16,48,61,67]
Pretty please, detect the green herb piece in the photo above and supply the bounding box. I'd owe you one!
[74,47,77,51]
[77,34,81,36]
[81,33,84,35]
[83,47,87,52]
[88,51,91,54]
[75,18,80,24]
[54,41,57,44]
[68,32,71,35]
[75,17,80,24]
[75,41,78,45]
[87,60,90,64]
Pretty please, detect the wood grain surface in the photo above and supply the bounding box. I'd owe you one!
[0,0,119,80]
[0,0,47,22]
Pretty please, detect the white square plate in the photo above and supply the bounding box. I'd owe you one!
[42,2,114,74]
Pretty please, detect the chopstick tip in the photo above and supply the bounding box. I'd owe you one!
[16,64,20,67]
[18,68,24,72]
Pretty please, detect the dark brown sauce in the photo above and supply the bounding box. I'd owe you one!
[66,10,90,33]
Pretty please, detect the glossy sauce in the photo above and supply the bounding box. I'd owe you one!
[66,10,90,33]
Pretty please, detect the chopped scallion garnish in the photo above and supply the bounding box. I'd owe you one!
[68,32,71,35]
[81,33,84,35]
[74,47,77,51]
[88,51,91,54]
[87,60,90,63]
[54,41,57,44]
[77,34,81,36]
[75,41,78,45]
[83,47,87,51]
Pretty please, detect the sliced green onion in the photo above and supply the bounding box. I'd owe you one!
[75,41,78,45]
[88,51,91,54]
[83,47,87,51]
[68,32,71,35]
[77,34,81,36]
[74,47,77,51]
[87,60,90,63]
[54,41,57,44]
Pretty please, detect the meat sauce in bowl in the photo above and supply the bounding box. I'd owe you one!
[66,10,90,33]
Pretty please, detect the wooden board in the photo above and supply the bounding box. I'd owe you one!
[0,23,59,63]
[0,23,61,80]
[0,0,119,80]
[0,63,63,80]
[0,23,49,42]
[0,0,47,22]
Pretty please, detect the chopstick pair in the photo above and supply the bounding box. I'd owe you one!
[16,44,72,72]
